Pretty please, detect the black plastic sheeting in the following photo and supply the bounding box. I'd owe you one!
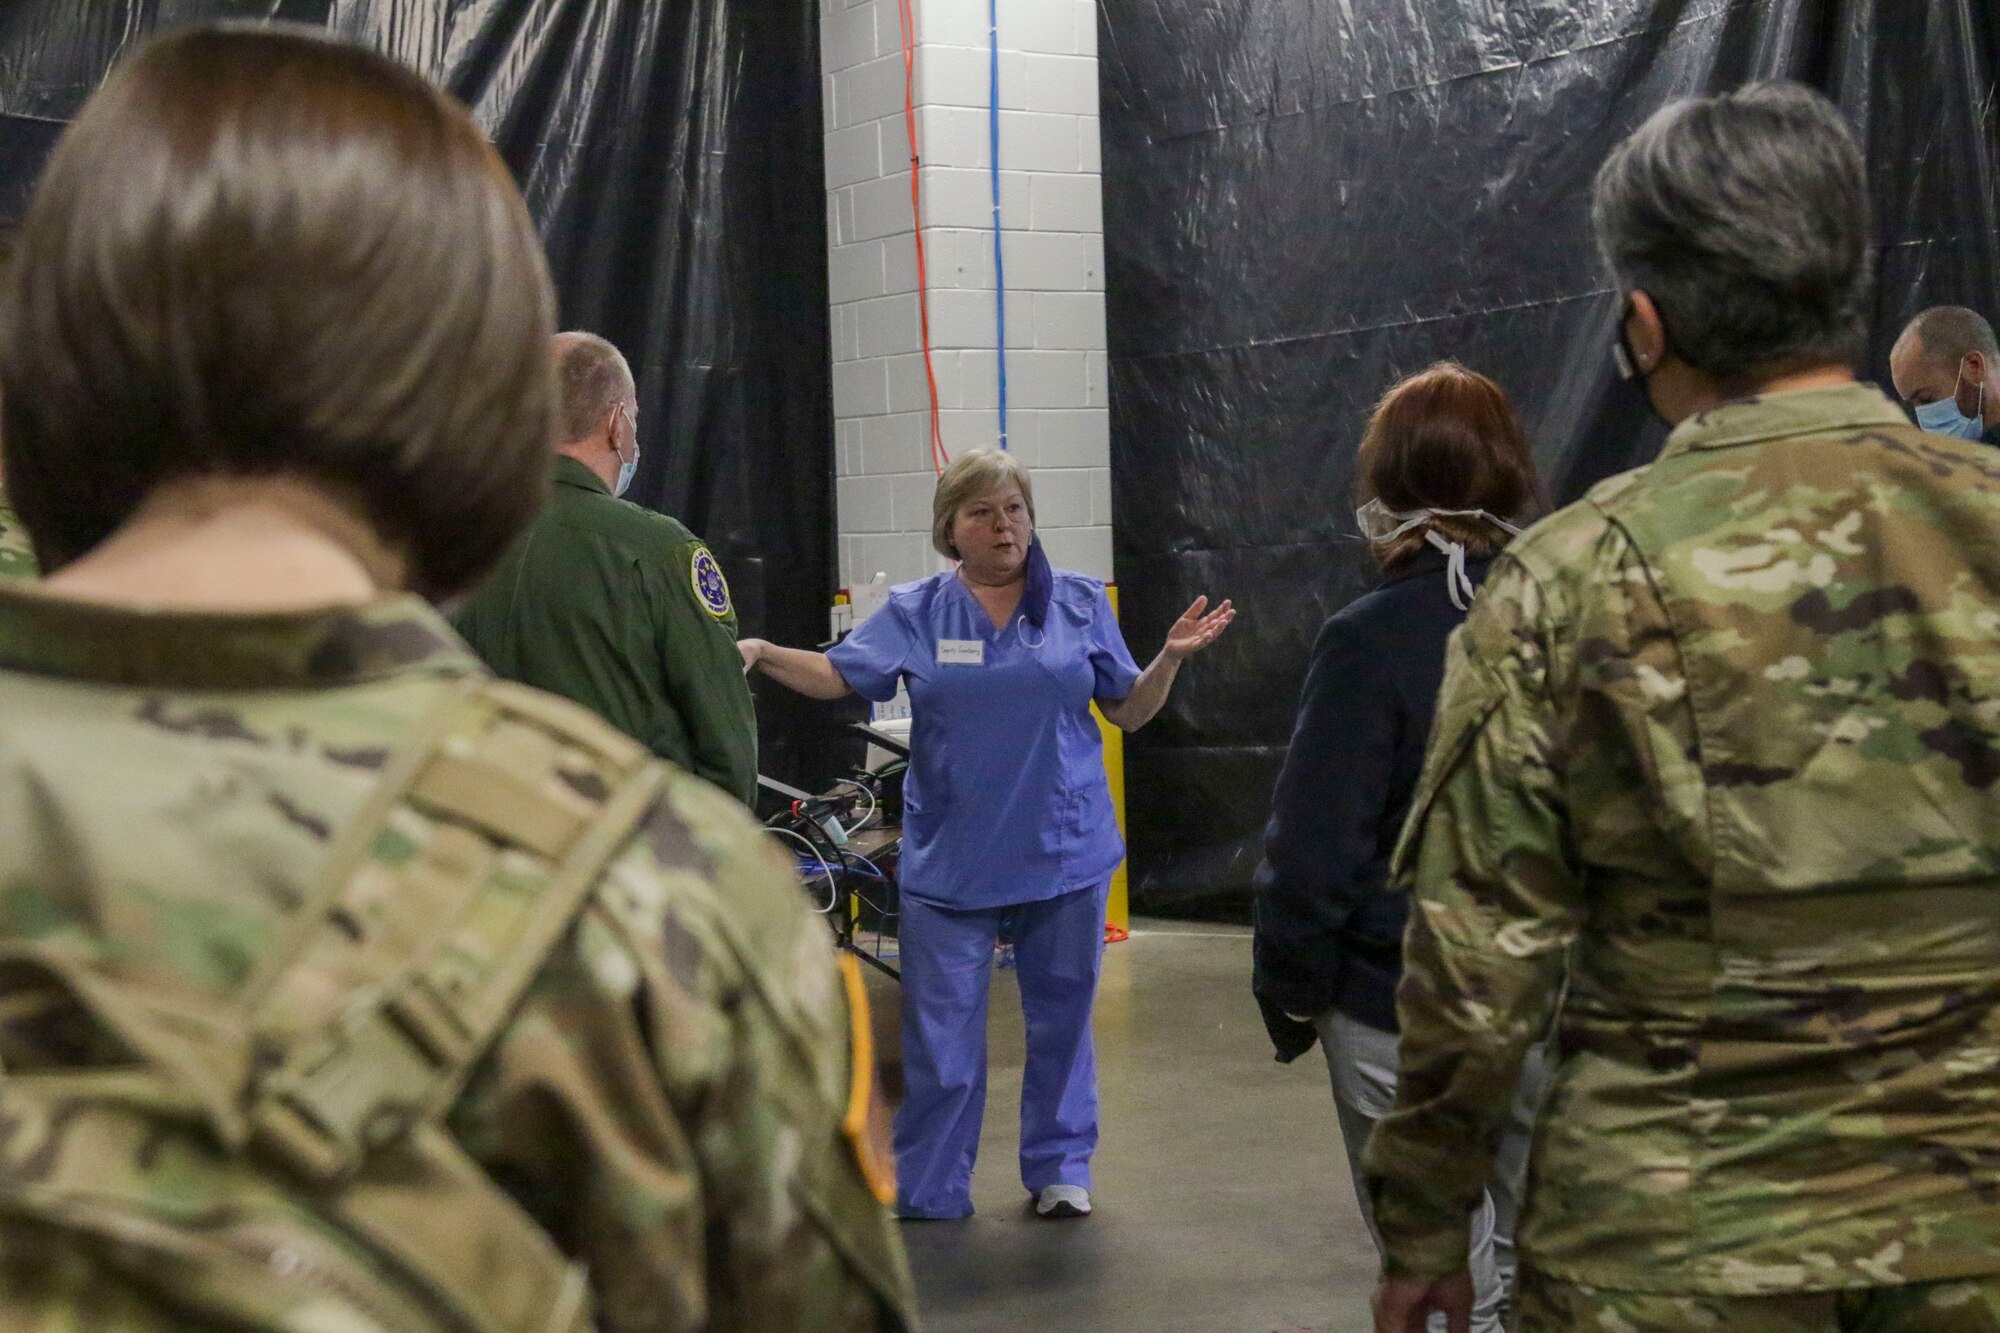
[1102,0,2000,915]
[0,0,840,789]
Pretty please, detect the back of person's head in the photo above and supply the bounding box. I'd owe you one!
[553,331,634,445]
[0,24,556,599]
[1899,306,2000,372]
[1355,361,1537,569]
[1591,81,1871,385]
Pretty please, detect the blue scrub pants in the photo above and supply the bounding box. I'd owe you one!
[893,881,1108,1218]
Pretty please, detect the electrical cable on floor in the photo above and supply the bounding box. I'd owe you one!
[989,0,1008,450]
[895,0,949,474]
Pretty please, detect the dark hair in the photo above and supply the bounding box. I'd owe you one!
[1591,81,1871,384]
[554,331,635,444]
[1355,362,1539,570]
[0,25,557,598]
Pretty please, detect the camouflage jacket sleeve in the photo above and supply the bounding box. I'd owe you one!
[1361,544,1587,1280]
[449,769,915,1331]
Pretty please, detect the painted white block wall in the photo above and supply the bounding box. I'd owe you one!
[821,0,1112,592]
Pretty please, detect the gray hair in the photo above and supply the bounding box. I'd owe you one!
[552,330,634,444]
[1900,306,2000,371]
[932,448,1035,559]
[1591,82,1872,380]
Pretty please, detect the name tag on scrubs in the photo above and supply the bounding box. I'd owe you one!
[936,639,985,667]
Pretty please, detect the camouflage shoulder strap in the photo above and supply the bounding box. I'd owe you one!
[0,676,668,1333]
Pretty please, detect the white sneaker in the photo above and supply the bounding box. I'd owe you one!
[1034,1184,1091,1219]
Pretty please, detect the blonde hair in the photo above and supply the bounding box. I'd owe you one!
[931,449,1036,559]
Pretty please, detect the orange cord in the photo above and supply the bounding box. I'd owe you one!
[1104,922,1128,945]
[895,0,949,475]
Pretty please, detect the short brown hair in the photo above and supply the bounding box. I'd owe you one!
[553,331,634,445]
[1904,306,2000,372]
[0,25,557,599]
[1355,362,1538,569]
[931,448,1036,559]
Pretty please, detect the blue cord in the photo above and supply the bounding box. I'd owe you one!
[845,850,892,881]
[989,0,1008,449]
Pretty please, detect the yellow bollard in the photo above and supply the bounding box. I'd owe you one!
[1092,585,1130,935]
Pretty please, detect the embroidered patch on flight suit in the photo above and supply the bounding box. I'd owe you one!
[837,952,897,1205]
[690,547,732,619]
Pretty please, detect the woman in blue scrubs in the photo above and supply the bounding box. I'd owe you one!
[740,449,1233,1220]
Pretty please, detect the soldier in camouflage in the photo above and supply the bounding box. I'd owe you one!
[0,25,913,1332]
[1367,84,2000,1333]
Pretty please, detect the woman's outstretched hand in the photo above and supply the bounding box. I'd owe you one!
[738,639,854,700]
[1162,596,1236,662]
[1097,595,1234,732]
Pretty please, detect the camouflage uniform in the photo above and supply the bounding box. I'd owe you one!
[0,587,917,1331]
[1516,1268,2000,1331]
[1365,384,2000,1315]
[0,492,35,579]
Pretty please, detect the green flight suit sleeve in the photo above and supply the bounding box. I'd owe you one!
[0,496,39,581]
[1362,551,1585,1280]
[650,538,759,807]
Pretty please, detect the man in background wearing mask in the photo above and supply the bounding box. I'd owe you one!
[452,331,759,805]
[1890,305,2000,444]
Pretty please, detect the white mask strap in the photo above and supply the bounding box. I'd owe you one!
[1425,529,1477,610]
[1358,498,1524,544]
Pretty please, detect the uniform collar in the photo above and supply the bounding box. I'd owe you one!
[0,586,481,690]
[1658,381,1910,460]
[554,454,611,495]
[1379,546,1494,588]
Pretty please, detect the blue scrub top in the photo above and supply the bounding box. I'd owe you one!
[828,541,1142,910]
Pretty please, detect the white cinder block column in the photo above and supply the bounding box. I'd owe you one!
[822,0,1112,590]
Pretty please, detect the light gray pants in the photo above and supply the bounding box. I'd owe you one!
[1316,1010,1549,1333]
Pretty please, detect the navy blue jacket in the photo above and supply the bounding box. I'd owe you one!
[1251,548,1492,1061]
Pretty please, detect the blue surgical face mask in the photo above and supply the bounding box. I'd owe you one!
[1915,364,1986,439]
[612,403,640,496]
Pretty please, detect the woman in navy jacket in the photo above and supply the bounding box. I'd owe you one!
[1252,362,1546,1332]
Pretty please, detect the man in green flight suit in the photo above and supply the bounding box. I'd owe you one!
[453,331,760,806]
[1369,83,2000,1333]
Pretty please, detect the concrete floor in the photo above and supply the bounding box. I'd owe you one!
[899,919,1380,1333]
